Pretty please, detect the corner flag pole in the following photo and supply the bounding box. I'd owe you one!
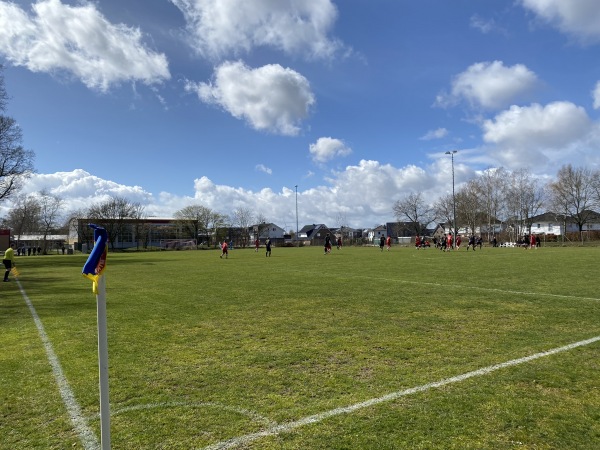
[82,224,111,449]
[96,273,111,450]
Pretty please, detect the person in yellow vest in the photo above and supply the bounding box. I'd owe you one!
[3,243,16,281]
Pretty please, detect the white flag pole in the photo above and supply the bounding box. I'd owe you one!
[96,274,111,449]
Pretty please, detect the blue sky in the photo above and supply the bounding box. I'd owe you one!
[1,0,600,229]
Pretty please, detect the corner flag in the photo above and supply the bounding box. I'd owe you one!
[82,224,108,294]
[81,223,111,449]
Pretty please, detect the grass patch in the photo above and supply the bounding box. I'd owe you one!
[1,245,599,449]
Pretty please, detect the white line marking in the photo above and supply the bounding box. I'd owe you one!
[202,336,600,450]
[17,280,100,450]
[354,274,600,302]
[271,267,600,303]
[87,401,277,428]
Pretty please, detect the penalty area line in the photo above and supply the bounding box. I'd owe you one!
[18,280,100,450]
[202,335,600,450]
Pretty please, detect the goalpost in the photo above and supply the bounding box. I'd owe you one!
[159,239,197,250]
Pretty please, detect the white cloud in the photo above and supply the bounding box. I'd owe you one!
[170,0,344,60]
[436,61,538,110]
[186,61,315,136]
[0,0,170,91]
[482,101,594,168]
[309,137,352,163]
[2,169,155,216]
[420,128,448,141]
[470,14,506,35]
[3,160,449,230]
[593,81,600,109]
[520,0,600,43]
[255,164,272,175]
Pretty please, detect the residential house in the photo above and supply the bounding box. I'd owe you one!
[366,224,387,244]
[385,221,426,239]
[529,210,600,236]
[249,223,286,245]
[298,224,335,246]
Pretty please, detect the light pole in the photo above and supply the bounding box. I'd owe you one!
[445,150,457,249]
[295,185,299,246]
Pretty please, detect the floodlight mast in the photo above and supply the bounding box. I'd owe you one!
[445,150,458,249]
[295,185,299,246]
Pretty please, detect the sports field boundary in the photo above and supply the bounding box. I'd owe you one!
[18,280,100,450]
[203,336,600,449]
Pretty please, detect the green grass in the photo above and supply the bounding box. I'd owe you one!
[1,245,599,449]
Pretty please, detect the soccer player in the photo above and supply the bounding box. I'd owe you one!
[324,234,332,254]
[220,240,228,259]
[446,233,453,250]
[265,238,272,257]
[466,235,476,251]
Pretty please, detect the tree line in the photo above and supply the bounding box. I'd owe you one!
[393,165,600,243]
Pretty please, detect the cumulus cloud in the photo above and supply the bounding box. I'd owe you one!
[0,0,170,91]
[482,101,593,168]
[186,160,441,227]
[4,159,453,230]
[520,0,600,43]
[185,61,315,135]
[470,14,506,35]
[309,137,352,163]
[255,164,272,175]
[1,169,155,217]
[170,0,344,60]
[593,81,600,109]
[420,128,448,140]
[435,61,538,110]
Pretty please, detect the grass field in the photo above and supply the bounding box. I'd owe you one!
[1,244,599,449]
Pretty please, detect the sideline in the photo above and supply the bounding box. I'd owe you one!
[18,280,100,450]
[202,335,600,449]
[344,270,600,303]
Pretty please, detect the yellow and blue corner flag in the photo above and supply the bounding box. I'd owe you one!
[82,224,108,294]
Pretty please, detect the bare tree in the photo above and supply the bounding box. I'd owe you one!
[456,180,483,237]
[87,196,141,249]
[548,164,598,242]
[174,205,213,248]
[0,67,35,203]
[211,211,229,245]
[475,167,507,240]
[65,208,88,250]
[434,193,454,233]
[392,192,434,236]
[37,190,63,254]
[504,169,544,240]
[232,207,254,247]
[5,194,41,245]
[0,64,8,112]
